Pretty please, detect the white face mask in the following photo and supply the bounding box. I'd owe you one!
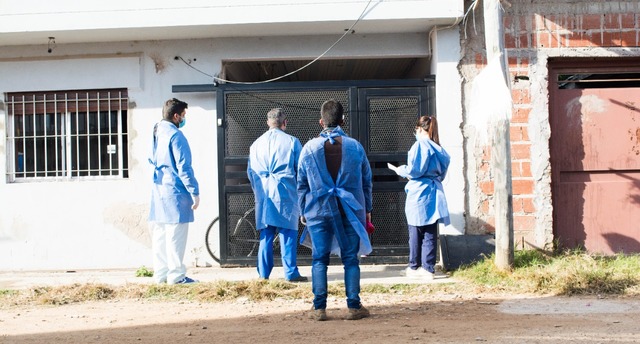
[414,127,422,140]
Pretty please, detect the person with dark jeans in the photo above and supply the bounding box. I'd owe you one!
[389,115,450,280]
[297,99,373,321]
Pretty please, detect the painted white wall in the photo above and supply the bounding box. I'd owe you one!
[0,32,458,270]
[431,27,465,235]
[0,39,225,270]
[0,55,143,92]
[0,0,464,46]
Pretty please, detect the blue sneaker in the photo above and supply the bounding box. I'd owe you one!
[175,276,198,284]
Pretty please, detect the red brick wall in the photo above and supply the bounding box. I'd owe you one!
[467,3,640,244]
[505,13,639,49]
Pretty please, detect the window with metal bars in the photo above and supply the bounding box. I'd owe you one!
[5,89,129,182]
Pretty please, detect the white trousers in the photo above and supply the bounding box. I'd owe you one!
[150,222,189,284]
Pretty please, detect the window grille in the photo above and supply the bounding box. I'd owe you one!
[5,89,129,182]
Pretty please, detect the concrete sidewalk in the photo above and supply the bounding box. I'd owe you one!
[0,264,454,290]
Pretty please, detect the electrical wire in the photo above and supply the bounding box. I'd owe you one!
[176,0,374,85]
[462,0,481,39]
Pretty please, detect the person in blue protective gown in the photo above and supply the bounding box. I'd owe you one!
[388,115,450,281]
[297,99,372,321]
[247,108,307,282]
[148,98,200,285]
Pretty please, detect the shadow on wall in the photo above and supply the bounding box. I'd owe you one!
[439,215,496,271]
[440,233,495,271]
[617,168,640,206]
[549,78,586,252]
[604,171,640,253]
[602,233,640,254]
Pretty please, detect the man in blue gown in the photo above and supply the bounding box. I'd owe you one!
[248,108,307,282]
[297,99,372,321]
[148,98,200,285]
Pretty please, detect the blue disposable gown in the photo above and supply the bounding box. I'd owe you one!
[297,127,373,256]
[247,128,302,231]
[396,137,450,226]
[148,120,199,224]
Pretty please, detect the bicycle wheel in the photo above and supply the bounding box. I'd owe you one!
[205,217,221,263]
[229,208,260,257]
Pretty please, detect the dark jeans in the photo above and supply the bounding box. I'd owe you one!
[408,222,438,273]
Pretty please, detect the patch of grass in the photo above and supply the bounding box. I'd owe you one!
[3,279,424,308]
[2,251,639,308]
[362,283,416,294]
[135,266,154,278]
[514,249,552,268]
[142,283,181,300]
[36,284,116,305]
[0,289,19,305]
[0,289,17,296]
[453,250,640,296]
[3,284,118,306]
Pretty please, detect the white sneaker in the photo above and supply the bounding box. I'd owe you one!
[405,267,420,278]
[415,267,435,280]
[405,267,434,280]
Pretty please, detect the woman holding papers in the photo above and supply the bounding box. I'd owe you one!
[388,115,450,280]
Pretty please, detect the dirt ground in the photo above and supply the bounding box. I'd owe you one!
[2,292,640,344]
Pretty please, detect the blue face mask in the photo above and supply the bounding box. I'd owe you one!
[179,118,186,128]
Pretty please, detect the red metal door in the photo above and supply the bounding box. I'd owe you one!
[550,62,640,254]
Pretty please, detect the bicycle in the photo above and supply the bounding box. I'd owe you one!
[205,207,260,263]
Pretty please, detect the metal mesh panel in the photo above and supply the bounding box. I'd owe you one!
[225,193,260,258]
[368,96,419,153]
[225,193,313,260]
[225,90,350,157]
[370,191,408,247]
[220,83,434,264]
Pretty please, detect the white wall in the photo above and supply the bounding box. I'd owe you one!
[0,0,464,45]
[431,27,465,235]
[0,40,221,270]
[0,32,458,270]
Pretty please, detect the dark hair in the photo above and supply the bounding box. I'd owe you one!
[320,99,343,128]
[416,115,440,145]
[163,98,188,121]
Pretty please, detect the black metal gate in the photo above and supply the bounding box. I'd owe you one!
[216,79,435,266]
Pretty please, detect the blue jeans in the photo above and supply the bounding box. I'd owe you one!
[257,226,302,280]
[408,222,438,273]
[308,217,361,310]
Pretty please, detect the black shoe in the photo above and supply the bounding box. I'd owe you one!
[287,275,308,282]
